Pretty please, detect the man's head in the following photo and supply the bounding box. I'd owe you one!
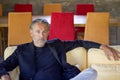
[30,19,49,47]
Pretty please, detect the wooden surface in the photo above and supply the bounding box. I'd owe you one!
[8,12,32,46]
[84,12,110,45]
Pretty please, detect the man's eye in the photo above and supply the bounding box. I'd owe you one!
[36,31,40,33]
[43,31,48,33]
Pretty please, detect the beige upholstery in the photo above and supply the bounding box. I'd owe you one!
[66,47,87,70]
[43,3,62,15]
[88,46,120,65]
[4,45,120,80]
[8,12,32,46]
[84,12,110,45]
[88,45,120,80]
[4,46,17,59]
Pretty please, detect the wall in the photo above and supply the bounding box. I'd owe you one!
[0,0,120,19]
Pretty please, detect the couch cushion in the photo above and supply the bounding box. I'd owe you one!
[91,64,120,80]
[4,46,17,59]
[66,47,87,70]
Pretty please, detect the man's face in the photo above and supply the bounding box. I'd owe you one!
[30,22,49,47]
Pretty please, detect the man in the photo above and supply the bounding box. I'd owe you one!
[0,19,120,80]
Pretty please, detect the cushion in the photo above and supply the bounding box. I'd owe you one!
[91,64,120,80]
[66,47,87,70]
[4,46,17,59]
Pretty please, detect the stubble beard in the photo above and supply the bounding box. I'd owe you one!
[34,39,47,47]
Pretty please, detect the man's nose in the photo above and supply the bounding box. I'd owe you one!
[39,33,43,38]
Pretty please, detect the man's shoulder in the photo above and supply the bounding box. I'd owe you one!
[17,42,33,49]
[47,38,62,44]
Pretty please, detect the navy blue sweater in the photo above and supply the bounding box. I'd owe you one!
[34,45,62,80]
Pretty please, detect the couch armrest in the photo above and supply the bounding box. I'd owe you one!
[88,45,120,80]
[88,45,120,66]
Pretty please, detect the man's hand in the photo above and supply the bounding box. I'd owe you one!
[1,74,11,80]
[100,45,120,60]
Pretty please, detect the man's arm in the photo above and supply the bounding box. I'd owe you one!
[0,48,19,77]
[63,40,101,52]
[62,39,120,61]
[100,44,120,61]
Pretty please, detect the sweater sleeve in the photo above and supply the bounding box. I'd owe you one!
[0,47,19,77]
[63,40,101,52]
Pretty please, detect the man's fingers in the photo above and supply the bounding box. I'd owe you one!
[109,48,120,61]
[105,53,111,60]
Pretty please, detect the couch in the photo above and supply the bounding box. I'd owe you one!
[4,45,120,80]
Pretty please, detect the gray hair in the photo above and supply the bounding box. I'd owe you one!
[30,19,49,29]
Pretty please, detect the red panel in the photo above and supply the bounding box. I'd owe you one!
[48,12,75,41]
[14,4,32,12]
[75,4,94,39]
[76,4,94,15]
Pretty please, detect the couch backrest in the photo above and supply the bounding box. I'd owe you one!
[88,46,120,66]
[66,47,87,71]
[4,46,17,59]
